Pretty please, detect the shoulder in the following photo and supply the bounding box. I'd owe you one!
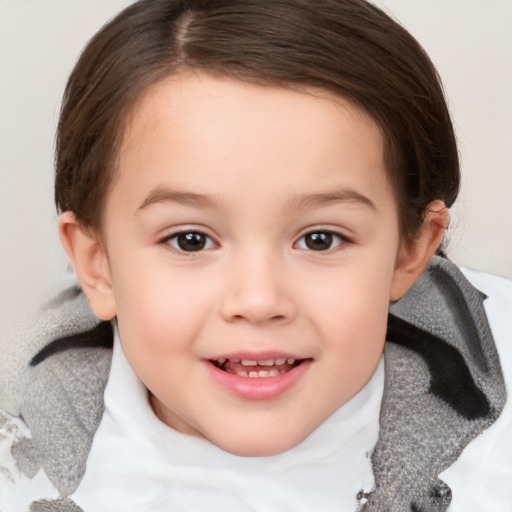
[369,258,510,511]
[0,345,112,511]
[0,275,113,511]
[440,267,512,511]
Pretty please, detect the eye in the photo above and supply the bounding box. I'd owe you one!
[165,231,216,252]
[295,230,346,251]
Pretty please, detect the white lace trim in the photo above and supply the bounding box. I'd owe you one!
[0,411,32,485]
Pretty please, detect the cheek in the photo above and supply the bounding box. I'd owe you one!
[304,258,393,358]
[110,255,215,355]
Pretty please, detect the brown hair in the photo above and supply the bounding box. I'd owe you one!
[55,0,460,242]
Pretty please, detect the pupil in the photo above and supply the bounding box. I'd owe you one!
[305,232,332,251]
[177,232,206,251]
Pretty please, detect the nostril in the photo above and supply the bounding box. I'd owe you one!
[227,312,289,325]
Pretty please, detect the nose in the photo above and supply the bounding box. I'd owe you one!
[219,250,296,326]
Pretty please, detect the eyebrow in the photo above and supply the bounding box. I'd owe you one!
[136,186,377,213]
[287,189,377,212]
[137,186,220,211]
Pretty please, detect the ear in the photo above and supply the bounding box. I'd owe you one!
[58,211,117,320]
[390,200,449,302]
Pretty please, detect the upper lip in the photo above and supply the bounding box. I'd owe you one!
[206,351,308,362]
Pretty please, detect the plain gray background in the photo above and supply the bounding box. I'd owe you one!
[1,0,512,330]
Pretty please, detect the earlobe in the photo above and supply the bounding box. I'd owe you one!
[390,200,449,302]
[58,212,117,320]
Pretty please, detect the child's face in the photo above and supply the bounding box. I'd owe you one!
[98,71,404,456]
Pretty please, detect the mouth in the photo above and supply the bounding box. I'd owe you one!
[205,355,312,400]
[204,353,313,401]
[210,357,304,378]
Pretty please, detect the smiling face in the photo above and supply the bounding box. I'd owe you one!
[62,71,435,456]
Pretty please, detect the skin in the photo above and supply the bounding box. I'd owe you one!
[60,70,447,456]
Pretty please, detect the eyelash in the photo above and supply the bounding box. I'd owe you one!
[158,228,351,254]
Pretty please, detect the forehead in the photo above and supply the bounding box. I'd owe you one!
[124,71,382,150]
[114,70,391,213]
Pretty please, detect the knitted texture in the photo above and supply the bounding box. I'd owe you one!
[361,257,507,511]
[0,273,100,415]
[0,276,112,509]
[30,498,84,512]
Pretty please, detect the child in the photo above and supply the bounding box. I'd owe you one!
[1,0,511,511]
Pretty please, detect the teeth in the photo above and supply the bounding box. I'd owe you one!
[237,370,283,378]
[215,357,301,368]
[239,358,294,367]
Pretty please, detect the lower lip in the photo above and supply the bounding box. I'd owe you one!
[204,360,312,401]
